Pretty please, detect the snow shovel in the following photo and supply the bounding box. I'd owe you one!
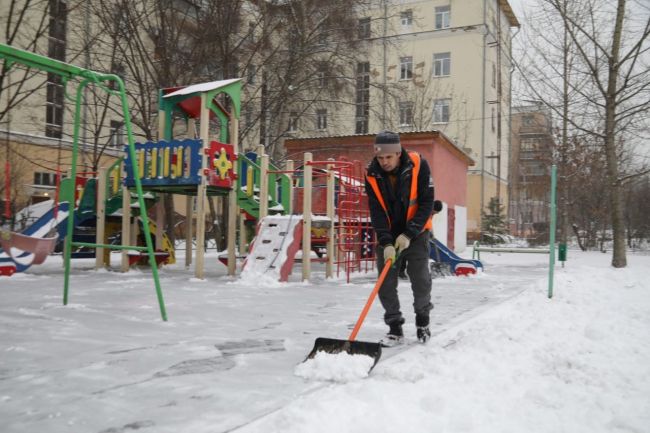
[305,257,395,370]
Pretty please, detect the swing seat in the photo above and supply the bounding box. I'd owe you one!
[127,250,170,267]
[0,229,59,267]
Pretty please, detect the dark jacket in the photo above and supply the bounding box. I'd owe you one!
[365,150,434,247]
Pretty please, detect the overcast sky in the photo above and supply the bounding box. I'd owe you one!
[508,0,530,18]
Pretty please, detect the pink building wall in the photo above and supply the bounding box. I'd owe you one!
[285,131,473,211]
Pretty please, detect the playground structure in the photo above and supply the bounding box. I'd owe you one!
[0,43,483,322]
[239,150,374,283]
[0,43,168,320]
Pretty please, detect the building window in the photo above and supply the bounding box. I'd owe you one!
[109,62,126,90]
[246,21,256,44]
[317,31,328,46]
[433,52,451,77]
[433,99,450,123]
[355,62,370,134]
[48,0,67,61]
[110,120,124,147]
[399,56,413,80]
[317,20,329,46]
[492,63,496,88]
[491,107,496,132]
[247,65,256,84]
[358,17,371,39]
[401,10,413,29]
[245,104,253,128]
[316,109,328,130]
[46,73,64,138]
[435,5,450,29]
[226,62,239,79]
[316,63,328,88]
[399,101,413,126]
[46,0,67,139]
[523,114,535,126]
[34,172,58,186]
[288,111,298,132]
[521,137,542,150]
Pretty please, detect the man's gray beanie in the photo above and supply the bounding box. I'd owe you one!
[374,130,401,155]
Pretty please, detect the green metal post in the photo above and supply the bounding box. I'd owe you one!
[548,165,557,298]
[63,78,91,305]
[118,78,168,321]
[1,43,167,320]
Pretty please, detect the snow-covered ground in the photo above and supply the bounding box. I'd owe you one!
[1,249,648,433]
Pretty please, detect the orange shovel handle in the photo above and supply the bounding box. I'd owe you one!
[348,258,393,341]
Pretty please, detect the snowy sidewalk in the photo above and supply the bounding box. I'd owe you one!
[1,251,647,433]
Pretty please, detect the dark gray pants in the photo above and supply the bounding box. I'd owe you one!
[376,232,433,325]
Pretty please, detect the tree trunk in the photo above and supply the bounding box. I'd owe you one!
[572,224,586,251]
[604,0,627,267]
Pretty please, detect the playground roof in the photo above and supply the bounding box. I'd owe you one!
[161,79,242,121]
[163,79,241,98]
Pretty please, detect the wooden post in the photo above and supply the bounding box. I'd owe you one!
[121,185,130,272]
[326,162,335,278]
[195,93,210,279]
[259,153,269,221]
[238,215,246,258]
[302,152,312,281]
[158,109,166,141]
[95,167,107,269]
[227,112,239,276]
[286,160,294,215]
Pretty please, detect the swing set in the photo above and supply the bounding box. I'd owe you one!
[0,43,168,321]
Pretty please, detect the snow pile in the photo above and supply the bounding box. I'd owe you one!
[294,351,375,382]
[2,250,649,433]
[235,268,285,288]
[239,257,650,433]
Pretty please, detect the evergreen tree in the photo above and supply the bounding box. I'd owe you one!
[481,197,507,236]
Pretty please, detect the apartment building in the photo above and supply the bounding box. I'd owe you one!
[508,103,554,240]
[2,1,520,240]
[284,0,519,238]
[0,0,131,214]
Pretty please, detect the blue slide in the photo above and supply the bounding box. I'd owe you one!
[0,202,70,273]
[429,238,483,275]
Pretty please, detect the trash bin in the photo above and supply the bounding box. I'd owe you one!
[558,243,567,262]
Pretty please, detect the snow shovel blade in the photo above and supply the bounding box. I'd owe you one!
[305,337,382,368]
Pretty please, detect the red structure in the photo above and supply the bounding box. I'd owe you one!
[285,131,474,249]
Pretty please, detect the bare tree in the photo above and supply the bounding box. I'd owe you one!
[0,0,52,125]
[623,174,650,248]
[515,0,650,267]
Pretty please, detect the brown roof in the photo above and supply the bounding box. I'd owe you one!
[285,130,474,166]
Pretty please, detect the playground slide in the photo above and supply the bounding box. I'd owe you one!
[0,201,70,273]
[241,215,303,282]
[141,218,176,265]
[430,238,483,276]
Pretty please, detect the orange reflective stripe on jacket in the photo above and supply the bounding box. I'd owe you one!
[407,152,433,231]
[367,151,432,232]
[366,175,390,228]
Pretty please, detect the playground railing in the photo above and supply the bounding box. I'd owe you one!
[471,241,551,260]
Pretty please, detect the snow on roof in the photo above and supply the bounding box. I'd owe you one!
[163,79,242,98]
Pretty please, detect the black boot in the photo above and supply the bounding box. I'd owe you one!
[416,314,430,343]
[380,320,405,347]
